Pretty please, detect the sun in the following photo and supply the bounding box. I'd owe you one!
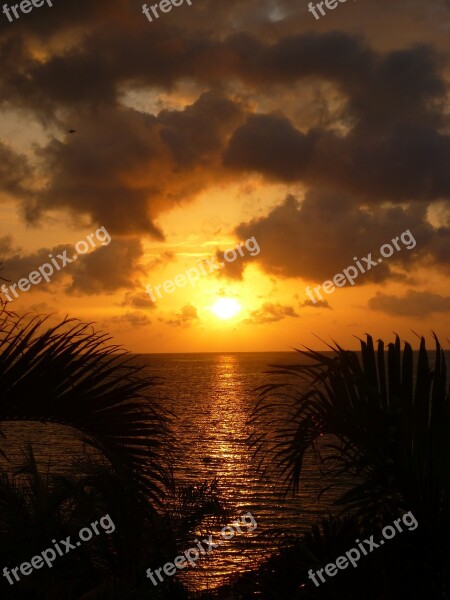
[211,298,241,320]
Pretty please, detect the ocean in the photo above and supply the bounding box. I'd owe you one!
[135,351,347,593]
[1,350,447,593]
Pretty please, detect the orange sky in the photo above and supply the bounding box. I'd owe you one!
[0,0,449,352]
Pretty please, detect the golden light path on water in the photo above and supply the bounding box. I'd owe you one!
[0,352,352,593]
[156,352,340,593]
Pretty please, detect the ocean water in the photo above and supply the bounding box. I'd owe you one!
[136,352,345,593]
[2,350,447,593]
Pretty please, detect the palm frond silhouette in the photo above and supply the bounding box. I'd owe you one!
[0,309,172,506]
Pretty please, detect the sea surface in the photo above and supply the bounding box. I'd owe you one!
[138,352,340,594]
[2,350,447,594]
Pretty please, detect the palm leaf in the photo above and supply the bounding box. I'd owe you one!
[0,309,172,506]
[250,334,450,522]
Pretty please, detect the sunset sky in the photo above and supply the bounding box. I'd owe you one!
[0,0,449,352]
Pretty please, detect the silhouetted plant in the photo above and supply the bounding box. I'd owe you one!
[0,447,190,599]
[250,334,450,597]
[0,308,172,505]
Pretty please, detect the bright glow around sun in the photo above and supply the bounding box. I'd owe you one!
[211,298,241,320]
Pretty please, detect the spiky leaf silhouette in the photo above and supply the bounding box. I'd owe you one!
[251,334,450,525]
[250,334,450,596]
[0,309,172,505]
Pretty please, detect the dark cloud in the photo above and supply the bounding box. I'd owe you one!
[0,143,32,199]
[164,303,198,327]
[301,299,332,310]
[244,302,298,324]
[121,291,155,310]
[0,235,16,256]
[368,290,450,318]
[0,19,448,246]
[219,31,373,90]
[218,36,450,203]
[348,44,446,128]
[221,33,446,132]
[159,93,243,167]
[214,249,246,280]
[0,0,134,38]
[111,310,152,328]
[224,118,450,203]
[22,92,244,236]
[214,240,261,281]
[0,0,449,307]
[224,113,318,182]
[235,191,448,283]
[68,238,144,294]
[0,243,71,289]
[29,107,163,237]
[0,237,144,297]
[144,251,176,271]
[27,302,57,314]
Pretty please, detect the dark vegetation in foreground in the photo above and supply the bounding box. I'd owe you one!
[0,307,448,599]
